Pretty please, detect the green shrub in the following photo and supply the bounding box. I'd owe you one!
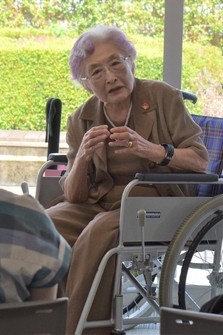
[0,47,90,130]
[0,34,222,131]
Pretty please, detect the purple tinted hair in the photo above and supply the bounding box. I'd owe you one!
[69,25,137,83]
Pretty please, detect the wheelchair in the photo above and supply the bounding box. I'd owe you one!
[35,93,223,334]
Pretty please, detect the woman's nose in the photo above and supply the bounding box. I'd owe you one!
[105,68,117,84]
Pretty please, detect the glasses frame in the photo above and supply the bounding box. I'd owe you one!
[81,55,131,82]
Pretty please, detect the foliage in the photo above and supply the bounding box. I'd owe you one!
[0,36,162,130]
[181,41,223,116]
[0,45,89,130]
[0,0,222,130]
[183,0,223,49]
[0,34,222,131]
[0,0,222,48]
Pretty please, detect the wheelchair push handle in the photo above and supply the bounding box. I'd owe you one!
[181,90,198,104]
[45,98,62,158]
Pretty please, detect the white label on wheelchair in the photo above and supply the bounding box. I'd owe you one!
[145,211,161,219]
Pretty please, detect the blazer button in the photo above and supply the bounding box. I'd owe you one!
[149,162,156,168]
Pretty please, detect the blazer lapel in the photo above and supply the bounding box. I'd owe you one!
[131,82,157,140]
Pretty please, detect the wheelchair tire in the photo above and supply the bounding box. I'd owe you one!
[178,211,223,309]
[159,195,223,310]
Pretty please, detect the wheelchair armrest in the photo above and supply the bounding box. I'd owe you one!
[135,172,219,183]
[47,153,68,163]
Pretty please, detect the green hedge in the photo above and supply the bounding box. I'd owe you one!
[0,48,90,130]
[0,35,222,131]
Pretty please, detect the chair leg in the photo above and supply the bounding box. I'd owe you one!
[110,330,126,335]
[110,295,126,335]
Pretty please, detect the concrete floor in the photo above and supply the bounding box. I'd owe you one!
[126,323,160,334]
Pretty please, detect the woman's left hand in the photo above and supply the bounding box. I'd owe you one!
[109,126,163,162]
[109,126,208,172]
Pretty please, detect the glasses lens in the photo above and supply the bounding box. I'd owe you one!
[89,57,128,82]
[110,58,125,70]
[90,67,104,81]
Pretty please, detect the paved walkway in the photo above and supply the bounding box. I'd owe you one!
[0,129,68,187]
[0,129,66,144]
[1,185,36,197]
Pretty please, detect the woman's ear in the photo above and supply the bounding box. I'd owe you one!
[85,85,94,94]
[80,80,94,93]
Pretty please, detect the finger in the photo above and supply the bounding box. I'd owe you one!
[110,126,130,133]
[87,130,110,140]
[110,132,132,142]
[109,139,132,149]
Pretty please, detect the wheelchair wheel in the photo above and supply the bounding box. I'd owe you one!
[159,195,223,310]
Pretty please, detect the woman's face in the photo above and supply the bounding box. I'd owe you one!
[82,41,135,104]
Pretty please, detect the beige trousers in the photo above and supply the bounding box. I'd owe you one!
[47,201,120,335]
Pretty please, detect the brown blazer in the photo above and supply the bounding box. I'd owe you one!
[61,78,208,202]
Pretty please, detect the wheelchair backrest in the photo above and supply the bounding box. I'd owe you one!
[192,114,223,196]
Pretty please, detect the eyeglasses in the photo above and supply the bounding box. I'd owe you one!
[81,56,130,82]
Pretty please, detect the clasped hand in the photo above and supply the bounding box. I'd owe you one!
[78,124,156,162]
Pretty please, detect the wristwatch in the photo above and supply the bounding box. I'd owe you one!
[159,144,174,166]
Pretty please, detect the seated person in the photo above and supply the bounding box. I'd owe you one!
[0,188,71,303]
[47,25,209,335]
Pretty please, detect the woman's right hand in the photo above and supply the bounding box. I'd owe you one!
[64,125,110,202]
[76,125,110,162]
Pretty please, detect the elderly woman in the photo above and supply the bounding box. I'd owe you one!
[47,25,208,334]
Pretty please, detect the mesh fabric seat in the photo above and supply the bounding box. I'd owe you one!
[192,114,223,196]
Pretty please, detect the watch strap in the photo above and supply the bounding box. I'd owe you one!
[159,144,174,166]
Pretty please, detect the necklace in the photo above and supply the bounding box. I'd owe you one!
[104,103,132,128]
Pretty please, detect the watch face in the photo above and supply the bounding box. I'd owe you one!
[166,144,174,160]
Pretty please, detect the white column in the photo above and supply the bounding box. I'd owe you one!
[163,0,184,89]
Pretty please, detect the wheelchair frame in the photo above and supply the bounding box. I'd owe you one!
[74,174,223,334]
[35,157,223,335]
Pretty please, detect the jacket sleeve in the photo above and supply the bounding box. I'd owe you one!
[154,82,208,161]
